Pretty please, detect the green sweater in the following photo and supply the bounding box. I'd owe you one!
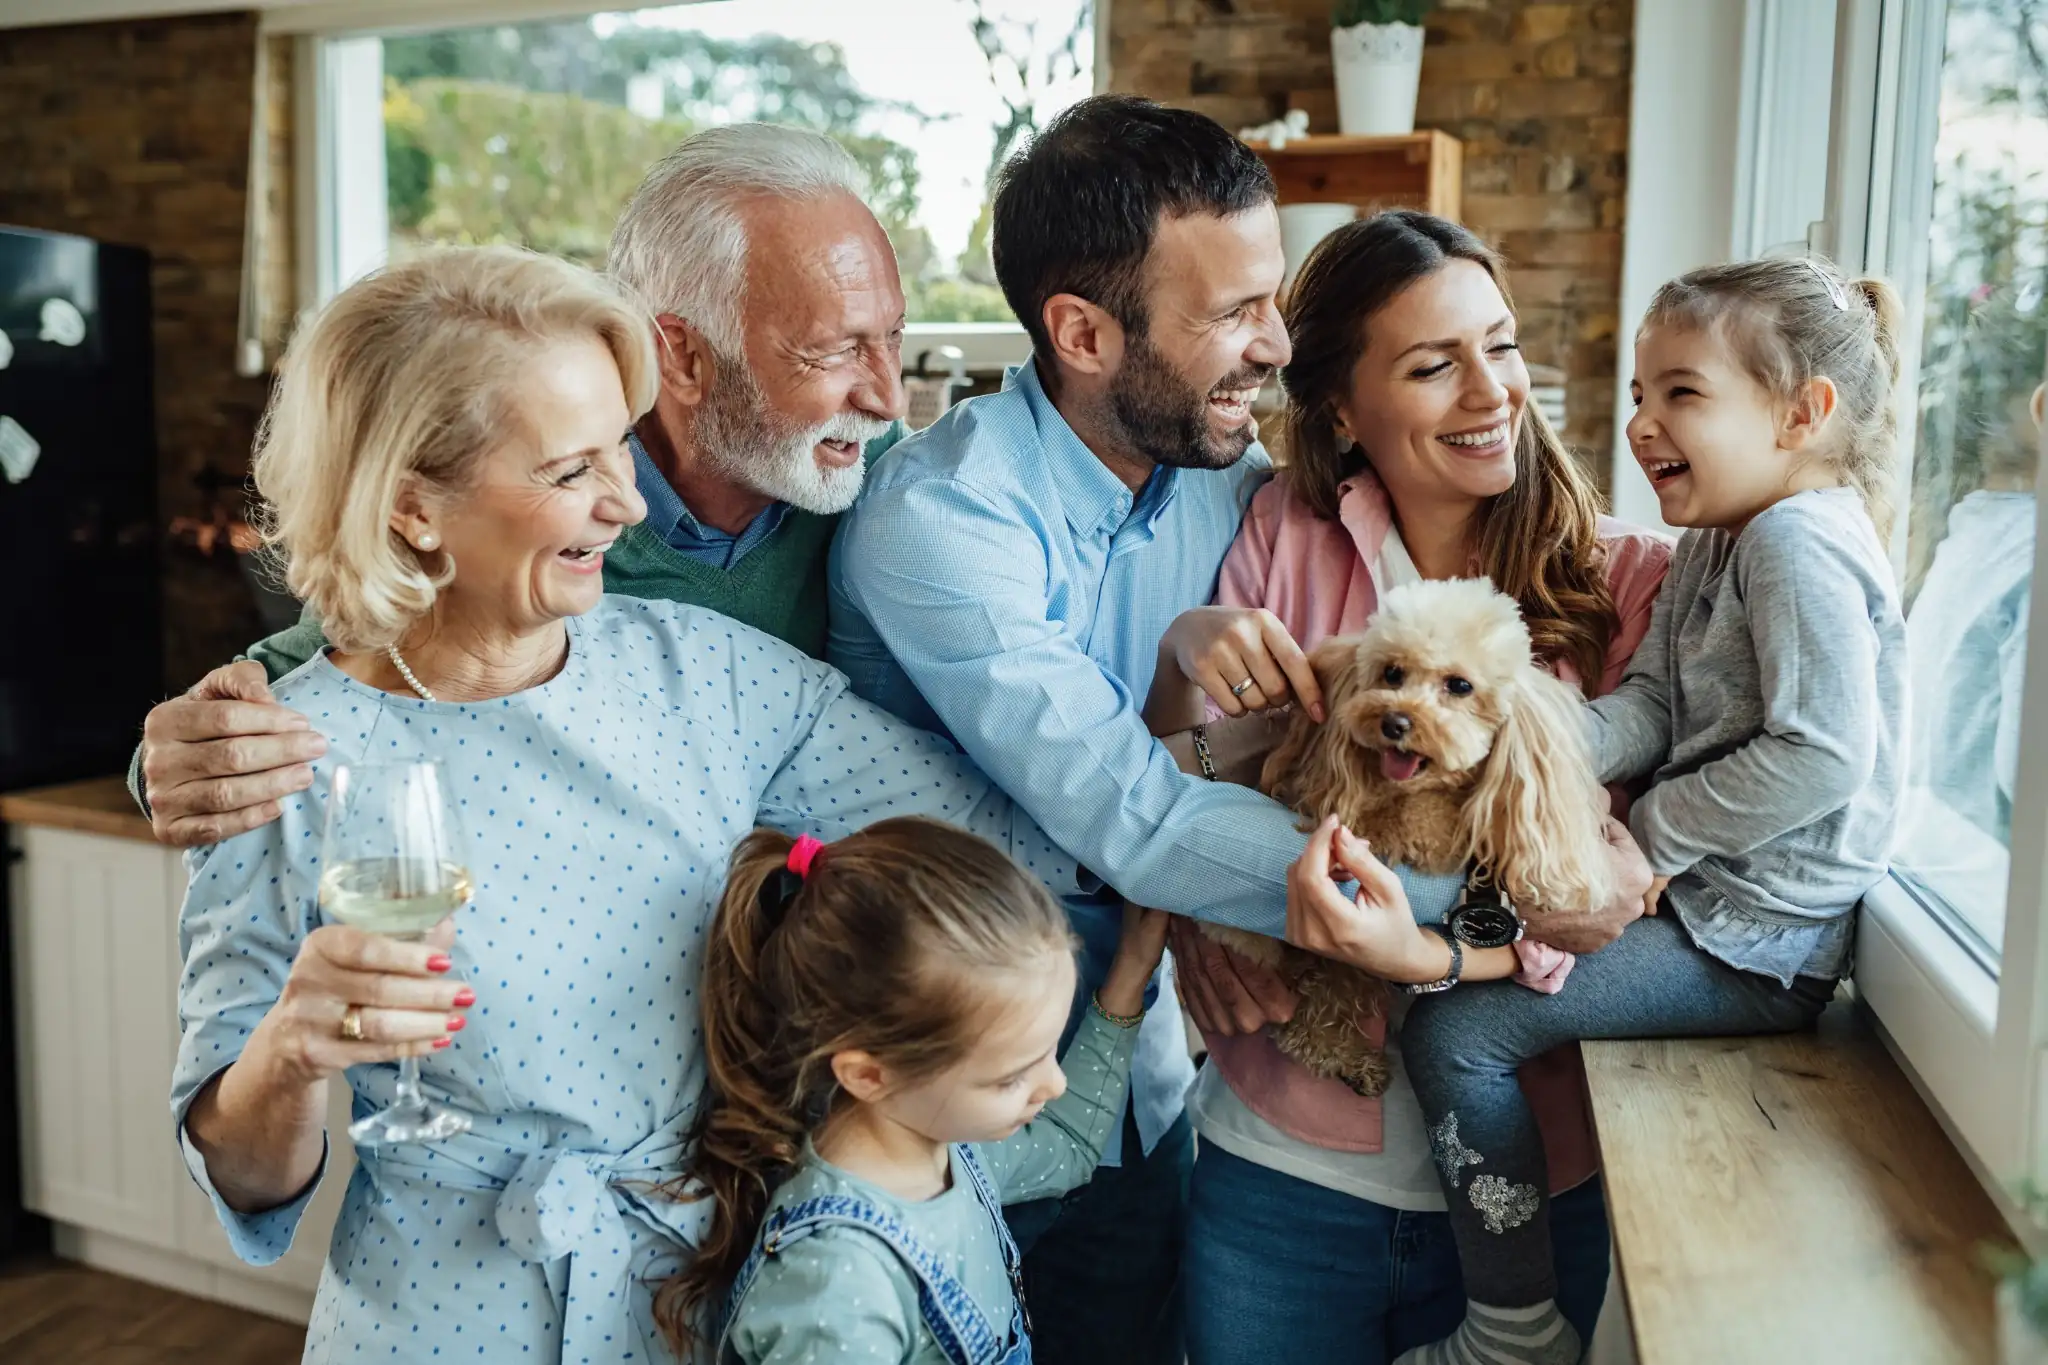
[130,425,903,808]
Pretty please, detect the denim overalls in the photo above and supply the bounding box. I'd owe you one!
[720,1143,1032,1365]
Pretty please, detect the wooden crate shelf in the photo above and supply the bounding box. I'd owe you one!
[1245,130,1463,223]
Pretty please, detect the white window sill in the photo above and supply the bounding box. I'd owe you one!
[1859,874,1999,1039]
[1855,873,2028,1205]
[902,322,1032,376]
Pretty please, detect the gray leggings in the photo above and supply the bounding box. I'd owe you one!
[1400,913,1834,1307]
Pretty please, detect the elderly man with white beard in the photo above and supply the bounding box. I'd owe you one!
[131,124,908,846]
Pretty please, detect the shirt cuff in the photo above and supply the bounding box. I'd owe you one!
[176,1104,327,1267]
[1627,791,1699,878]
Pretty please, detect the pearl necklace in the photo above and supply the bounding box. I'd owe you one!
[386,643,437,702]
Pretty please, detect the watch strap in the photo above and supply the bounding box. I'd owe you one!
[1397,923,1462,994]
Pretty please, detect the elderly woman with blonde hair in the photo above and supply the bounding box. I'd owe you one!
[171,246,1080,1364]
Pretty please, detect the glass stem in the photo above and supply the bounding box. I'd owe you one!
[393,1055,426,1111]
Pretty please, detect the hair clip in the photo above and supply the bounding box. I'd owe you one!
[760,835,828,925]
[1802,258,1851,311]
[787,835,825,879]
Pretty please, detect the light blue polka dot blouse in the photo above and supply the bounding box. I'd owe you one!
[170,597,1081,1365]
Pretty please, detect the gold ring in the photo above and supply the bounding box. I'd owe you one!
[340,1004,365,1042]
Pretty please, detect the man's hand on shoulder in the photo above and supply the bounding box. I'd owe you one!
[141,661,326,847]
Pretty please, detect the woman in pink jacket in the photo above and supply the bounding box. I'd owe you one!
[1152,212,1671,1365]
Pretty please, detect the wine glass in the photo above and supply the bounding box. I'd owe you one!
[317,760,473,1146]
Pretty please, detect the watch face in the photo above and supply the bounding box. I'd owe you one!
[1448,902,1522,949]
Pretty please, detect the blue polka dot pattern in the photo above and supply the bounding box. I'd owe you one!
[170,597,1081,1364]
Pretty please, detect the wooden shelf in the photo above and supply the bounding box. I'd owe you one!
[1244,130,1462,223]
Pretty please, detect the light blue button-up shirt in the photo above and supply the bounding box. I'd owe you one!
[630,433,791,568]
[828,361,1468,1163]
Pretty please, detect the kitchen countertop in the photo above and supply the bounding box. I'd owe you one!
[0,776,156,843]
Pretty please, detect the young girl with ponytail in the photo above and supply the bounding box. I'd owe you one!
[655,816,1170,1364]
[1349,257,1911,1365]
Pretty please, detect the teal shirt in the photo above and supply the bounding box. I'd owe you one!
[727,1010,1139,1365]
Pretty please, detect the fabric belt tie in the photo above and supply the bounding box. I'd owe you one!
[362,1108,706,1365]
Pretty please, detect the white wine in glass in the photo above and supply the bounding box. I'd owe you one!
[318,760,473,1146]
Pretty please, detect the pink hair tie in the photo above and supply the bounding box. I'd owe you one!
[786,834,826,880]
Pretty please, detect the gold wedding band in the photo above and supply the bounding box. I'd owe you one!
[340,1004,365,1042]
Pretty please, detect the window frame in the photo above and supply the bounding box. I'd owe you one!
[1817,0,2048,1225]
[279,0,1106,371]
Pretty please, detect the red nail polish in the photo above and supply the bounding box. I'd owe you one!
[426,955,453,973]
[432,1037,452,1049]
[451,988,476,1008]
[446,1015,466,1032]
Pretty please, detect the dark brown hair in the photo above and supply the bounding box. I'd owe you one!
[1644,256,1905,540]
[652,817,1072,1355]
[1280,210,1618,689]
[991,93,1276,365]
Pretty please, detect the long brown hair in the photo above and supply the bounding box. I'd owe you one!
[653,818,1073,1355]
[1643,257,1905,541]
[1280,210,1618,688]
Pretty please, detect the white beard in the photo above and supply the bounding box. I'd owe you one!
[696,354,889,515]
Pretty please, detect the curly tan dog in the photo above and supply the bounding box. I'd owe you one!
[1203,578,1615,1096]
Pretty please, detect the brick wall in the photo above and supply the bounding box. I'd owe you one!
[1109,0,1634,483]
[0,11,270,690]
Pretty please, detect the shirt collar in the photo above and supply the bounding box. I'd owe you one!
[629,431,696,545]
[1007,361,1179,538]
[628,429,791,554]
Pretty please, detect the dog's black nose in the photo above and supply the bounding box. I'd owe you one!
[1380,713,1412,742]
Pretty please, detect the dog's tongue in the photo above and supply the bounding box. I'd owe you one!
[1380,749,1424,782]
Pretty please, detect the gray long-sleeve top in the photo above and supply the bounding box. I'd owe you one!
[1586,488,1906,984]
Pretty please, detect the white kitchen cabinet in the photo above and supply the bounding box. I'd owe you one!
[5,779,351,1323]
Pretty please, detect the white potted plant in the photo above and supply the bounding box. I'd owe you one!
[1330,0,1435,137]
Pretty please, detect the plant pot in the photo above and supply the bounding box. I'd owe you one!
[1331,21,1425,137]
[2002,1279,2048,1365]
[1278,203,1358,294]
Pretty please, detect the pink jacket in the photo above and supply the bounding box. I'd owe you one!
[1205,468,1672,1188]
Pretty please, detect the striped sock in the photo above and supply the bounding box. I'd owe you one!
[1393,1299,1581,1365]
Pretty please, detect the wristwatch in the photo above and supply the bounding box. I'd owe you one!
[1447,867,1524,950]
[1397,923,1463,994]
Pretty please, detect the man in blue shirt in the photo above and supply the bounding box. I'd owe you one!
[829,94,1383,1365]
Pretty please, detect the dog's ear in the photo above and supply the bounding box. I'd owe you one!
[1260,637,1369,818]
[1459,666,1616,914]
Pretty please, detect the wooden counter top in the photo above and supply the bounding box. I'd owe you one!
[0,777,157,843]
[1584,1001,2012,1363]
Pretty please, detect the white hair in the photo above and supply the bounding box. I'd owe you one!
[607,123,868,355]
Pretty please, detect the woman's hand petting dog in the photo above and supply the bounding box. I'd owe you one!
[1518,817,1654,954]
[1642,874,1670,918]
[1158,606,1327,722]
[1169,917,1298,1035]
[1284,816,1445,983]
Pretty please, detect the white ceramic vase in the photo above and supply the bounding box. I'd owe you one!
[1331,20,1425,136]
[1277,203,1358,293]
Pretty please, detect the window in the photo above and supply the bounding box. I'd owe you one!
[298,0,1095,367]
[1888,0,2048,968]
[1815,0,2048,1202]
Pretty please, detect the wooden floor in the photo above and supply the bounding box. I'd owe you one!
[0,1256,305,1364]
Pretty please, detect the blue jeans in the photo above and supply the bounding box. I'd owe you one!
[1402,913,1834,1306]
[1183,1143,1610,1365]
[1004,1109,1192,1365]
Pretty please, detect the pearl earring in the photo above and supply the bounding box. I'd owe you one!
[417,532,439,552]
